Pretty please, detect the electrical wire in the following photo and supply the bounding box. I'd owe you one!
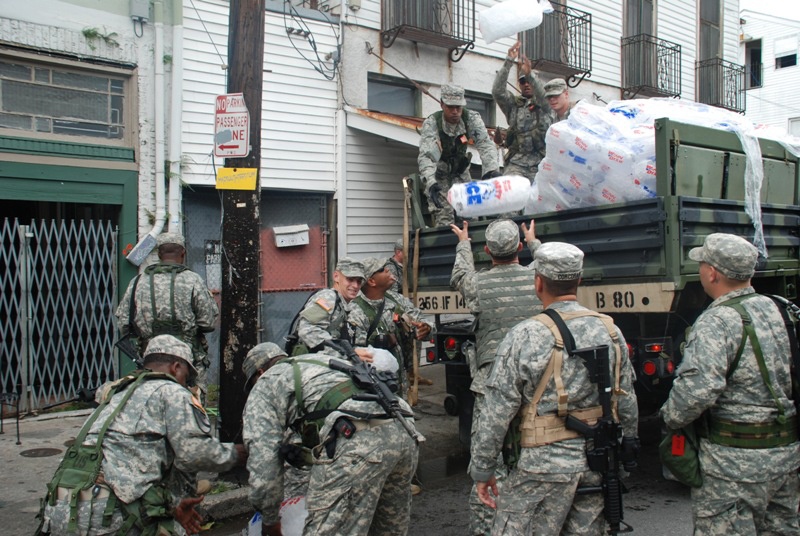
[187,0,228,69]
[282,1,339,81]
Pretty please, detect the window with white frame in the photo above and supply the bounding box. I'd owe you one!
[465,93,495,127]
[774,35,798,69]
[367,75,418,116]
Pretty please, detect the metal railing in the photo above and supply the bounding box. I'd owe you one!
[381,0,476,62]
[520,1,592,86]
[746,62,763,89]
[696,58,746,113]
[621,34,681,98]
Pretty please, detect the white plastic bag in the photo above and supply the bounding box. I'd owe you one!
[448,175,531,217]
[479,0,544,44]
[279,496,308,536]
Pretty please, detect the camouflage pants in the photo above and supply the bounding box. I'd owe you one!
[42,496,184,535]
[468,387,507,536]
[491,469,604,536]
[504,162,539,185]
[284,463,311,500]
[426,172,471,228]
[304,419,419,535]
[691,471,800,535]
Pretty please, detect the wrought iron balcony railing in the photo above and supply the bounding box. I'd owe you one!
[520,1,592,87]
[696,58,746,114]
[746,62,763,89]
[381,0,476,62]
[621,34,681,99]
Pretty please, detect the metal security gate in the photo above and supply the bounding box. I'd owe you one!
[0,218,118,413]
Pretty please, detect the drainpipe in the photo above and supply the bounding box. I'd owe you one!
[167,0,183,233]
[126,1,167,266]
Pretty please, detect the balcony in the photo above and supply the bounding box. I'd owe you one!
[696,58,746,114]
[621,34,681,99]
[519,1,592,87]
[381,0,476,62]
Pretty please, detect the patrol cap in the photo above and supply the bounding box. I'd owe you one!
[242,342,286,386]
[441,84,467,107]
[335,257,366,279]
[393,238,404,252]
[688,233,757,281]
[544,78,567,98]
[156,232,185,248]
[485,219,520,257]
[534,242,584,281]
[143,335,197,374]
[361,257,388,279]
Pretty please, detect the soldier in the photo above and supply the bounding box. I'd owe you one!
[544,78,575,121]
[661,233,800,535]
[418,84,500,227]
[450,218,542,536]
[115,232,218,398]
[285,257,367,358]
[349,257,433,395]
[492,42,554,183]
[386,238,405,294]
[471,242,638,535]
[38,335,246,535]
[243,348,420,536]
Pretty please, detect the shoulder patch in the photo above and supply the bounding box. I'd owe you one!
[314,297,334,312]
[191,394,211,434]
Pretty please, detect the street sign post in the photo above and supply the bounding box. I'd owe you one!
[214,93,250,158]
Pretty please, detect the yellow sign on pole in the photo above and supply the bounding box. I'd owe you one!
[215,167,258,190]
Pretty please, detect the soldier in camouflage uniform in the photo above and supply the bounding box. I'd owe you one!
[243,350,420,536]
[116,232,218,397]
[661,233,800,535]
[286,258,366,357]
[450,218,542,536]
[492,42,554,183]
[386,238,405,294]
[544,79,575,122]
[418,84,500,227]
[471,242,638,535]
[40,335,245,535]
[349,257,433,396]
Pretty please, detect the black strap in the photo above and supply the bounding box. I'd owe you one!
[126,275,141,337]
[768,295,800,403]
[366,299,386,342]
[541,309,576,356]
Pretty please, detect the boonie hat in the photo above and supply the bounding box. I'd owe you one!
[534,242,584,281]
[335,257,366,279]
[156,232,185,248]
[441,84,467,107]
[361,257,388,279]
[144,335,197,374]
[544,78,567,98]
[688,233,757,281]
[242,342,286,386]
[485,219,520,257]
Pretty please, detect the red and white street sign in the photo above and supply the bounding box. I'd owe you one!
[214,93,250,158]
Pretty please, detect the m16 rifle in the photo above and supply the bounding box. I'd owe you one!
[324,339,424,445]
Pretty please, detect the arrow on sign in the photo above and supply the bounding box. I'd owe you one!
[218,144,240,150]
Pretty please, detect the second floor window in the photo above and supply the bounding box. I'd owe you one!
[465,93,495,127]
[774,36,798,70]
[367,75,418,116]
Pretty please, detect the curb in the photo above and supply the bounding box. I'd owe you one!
[203,486,252,520]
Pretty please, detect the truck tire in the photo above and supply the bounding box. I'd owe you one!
[444,394,459,416]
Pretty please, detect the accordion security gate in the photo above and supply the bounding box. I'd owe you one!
[0,218,118,413]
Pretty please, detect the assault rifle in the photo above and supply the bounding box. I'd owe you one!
[323,339,424,445]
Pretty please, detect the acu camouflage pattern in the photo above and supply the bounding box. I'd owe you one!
[418,109,499,227]
[385,257,404,294]
[688,232,758,281]
[492,58,554,183]
[470,300,638,534]
[295,288,352,353]
[661,287,800,534]
[42,376,238,535]
[242,355,419,532]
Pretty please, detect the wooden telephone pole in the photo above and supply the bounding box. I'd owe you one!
[218,0,266,442]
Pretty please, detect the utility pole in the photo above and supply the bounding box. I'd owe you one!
[218,0,266,442]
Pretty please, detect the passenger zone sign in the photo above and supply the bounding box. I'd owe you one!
[214,93,250,158]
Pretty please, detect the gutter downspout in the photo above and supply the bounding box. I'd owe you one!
[126,1,167,266]
[168,0,183,233]
[335,0,347,256]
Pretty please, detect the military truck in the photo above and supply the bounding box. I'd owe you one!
[402,118,800,444]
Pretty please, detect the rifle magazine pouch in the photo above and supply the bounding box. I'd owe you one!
[659,426,702,488]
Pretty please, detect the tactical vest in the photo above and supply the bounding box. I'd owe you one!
[353,294,404,349]
[285,292,349,356]
[474,266,540,368]
[434,110,473,177]
[519,310,624,447]
[36,371,182,536]
[504,97,549,164]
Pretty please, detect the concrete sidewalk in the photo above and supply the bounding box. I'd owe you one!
[0,363,457,535]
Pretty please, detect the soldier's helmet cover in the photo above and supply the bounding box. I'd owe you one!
[242,342,287,385]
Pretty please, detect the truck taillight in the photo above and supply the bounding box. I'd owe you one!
[426,348,436,363]
[644,343,663,353]
[642,360,657,376]
[444,337,457,351]
[665,360,675,374]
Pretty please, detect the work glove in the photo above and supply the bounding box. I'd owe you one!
[427,183,443,209]
[482,169,503,180]
[435,161,450,180]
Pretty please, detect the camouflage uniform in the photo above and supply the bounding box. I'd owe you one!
[661,233,800,535]
[492,58,554,183]
[470,243,638,536]
[543,79,575,122]
[41,336,239,535]
[451,220,542,536]
[243,354,419,535]
[418,85,499,227]
[386,257,404,294]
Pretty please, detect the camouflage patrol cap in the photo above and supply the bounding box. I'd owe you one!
[544,78,567,98]
[144,335,197,373]
[485,219,520,257]
[242,342,286,386]
[156,232,185,248]
[688,233,757,280]
[393,238,404,252]
[441,84,467,106]
[335,257,366,279]
[534,242,584,281]
[361,257,388,279]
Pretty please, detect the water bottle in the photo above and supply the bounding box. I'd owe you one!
[448,175,531,217]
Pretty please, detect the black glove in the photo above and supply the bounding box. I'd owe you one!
[435,161,450,180]
[427,183,443,209]
[482,170,503,180]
